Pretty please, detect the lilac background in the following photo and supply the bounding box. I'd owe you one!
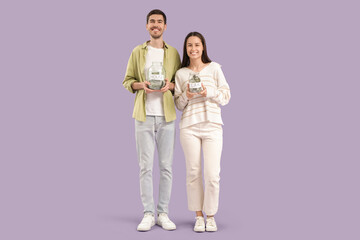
[1,0,359,239]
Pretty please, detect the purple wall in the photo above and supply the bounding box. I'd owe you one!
[1,0,359,239]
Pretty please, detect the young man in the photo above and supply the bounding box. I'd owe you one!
[123,9,181,231]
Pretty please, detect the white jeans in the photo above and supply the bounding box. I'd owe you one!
[135,116,175,214]
[180,122,223,216]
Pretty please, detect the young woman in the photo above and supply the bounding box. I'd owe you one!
[175,32,231,232]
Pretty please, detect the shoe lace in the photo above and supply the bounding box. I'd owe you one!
[142,213,154,223]
[195,217,204,226]
[207,217,216,226]
[159,213,172,223]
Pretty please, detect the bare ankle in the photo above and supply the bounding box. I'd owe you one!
[196,211,204,217]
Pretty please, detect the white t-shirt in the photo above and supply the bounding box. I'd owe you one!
[145,46,164,116]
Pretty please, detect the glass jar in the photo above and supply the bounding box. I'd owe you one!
[189,73,202,93]
[147,62,165,90]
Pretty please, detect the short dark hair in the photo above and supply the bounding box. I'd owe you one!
[146,9,167,24]
[181,32,212,68]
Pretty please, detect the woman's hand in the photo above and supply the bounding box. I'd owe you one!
[186,84,198,100]
[199,83,207,97]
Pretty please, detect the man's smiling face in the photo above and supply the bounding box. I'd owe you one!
[146,14,167,39]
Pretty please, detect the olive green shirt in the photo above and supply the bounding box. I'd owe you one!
[123,41,181,122]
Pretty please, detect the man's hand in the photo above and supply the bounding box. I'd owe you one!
[132,81,157,93]
[160,79,170,93]
[143,81,157,93]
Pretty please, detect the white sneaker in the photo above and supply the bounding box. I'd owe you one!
[156,213,176,230]
[206,216,217,232]
[137,212,155,231]
[193,216,205,232]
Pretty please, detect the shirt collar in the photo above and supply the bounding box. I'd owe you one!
[142,41,168,49]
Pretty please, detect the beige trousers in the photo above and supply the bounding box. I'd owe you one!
[180,122,223,216]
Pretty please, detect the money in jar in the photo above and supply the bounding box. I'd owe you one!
[147,62,165,90]
[189,73,202,93]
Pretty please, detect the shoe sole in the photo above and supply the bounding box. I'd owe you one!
[206,228,217,232]
[156,221,176,230]
[137,222,155,231]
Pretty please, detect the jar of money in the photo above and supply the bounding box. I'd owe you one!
[147,62,165,90]
[189,73,202,93]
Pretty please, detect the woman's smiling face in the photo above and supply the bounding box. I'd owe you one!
[186,36,203,61]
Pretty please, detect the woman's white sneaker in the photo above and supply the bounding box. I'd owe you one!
[137,212,155,231]
[205,217,217,232]
[194,216,205,232]
[156,213,176,230]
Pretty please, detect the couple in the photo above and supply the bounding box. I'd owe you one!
[123,9,231,232]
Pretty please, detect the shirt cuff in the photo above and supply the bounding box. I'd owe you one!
[181,90,189,102]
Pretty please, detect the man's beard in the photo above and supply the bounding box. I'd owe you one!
[150,33,162,39]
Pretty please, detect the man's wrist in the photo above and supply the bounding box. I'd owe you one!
[131,82,146,90]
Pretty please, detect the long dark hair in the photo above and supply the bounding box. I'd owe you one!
[181,32,212,68]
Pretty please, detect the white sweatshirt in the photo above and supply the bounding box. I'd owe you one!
[175,62,231,129]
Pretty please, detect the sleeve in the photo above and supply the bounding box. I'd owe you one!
[170,51,182,95]
[206,64,231,106]
[174,71,189,111]
[122,50,138,94]
[171,51,182,83]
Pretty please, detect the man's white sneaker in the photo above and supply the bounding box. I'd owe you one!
[137,212,155,231]
[205,216,217,232]
[193,216,205,232]
[156,213,176,230]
